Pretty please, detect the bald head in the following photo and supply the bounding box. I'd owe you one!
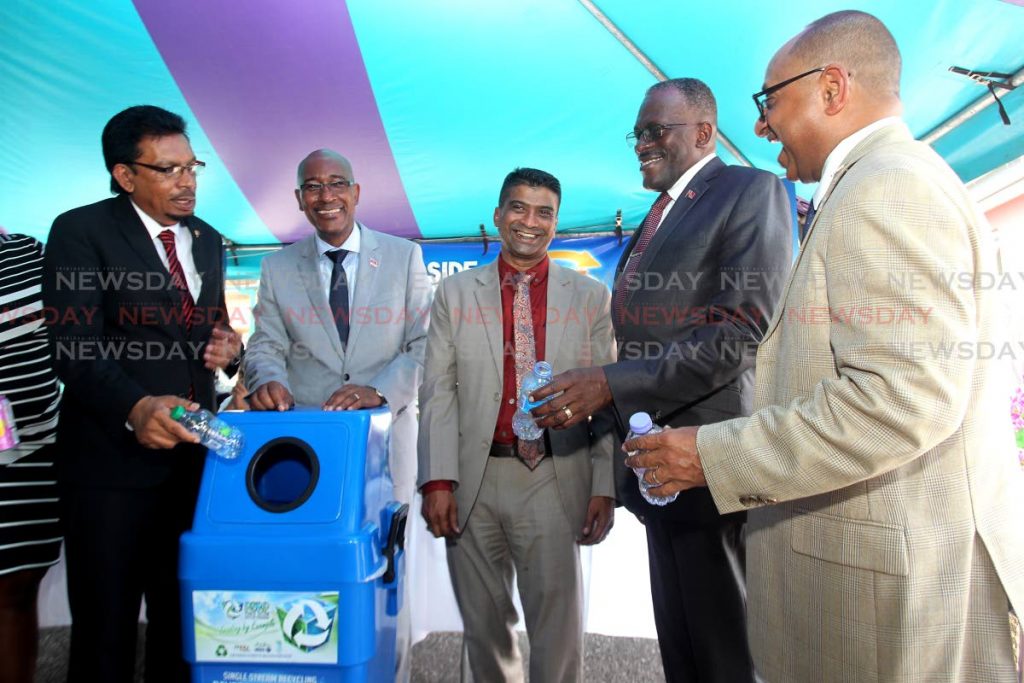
[787,10,901,101]
[297,149,354,186]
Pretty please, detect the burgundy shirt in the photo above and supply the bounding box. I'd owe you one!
[492,255,549,445]
[421,255,549,495]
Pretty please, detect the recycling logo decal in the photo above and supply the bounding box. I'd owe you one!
[277,599,337,652]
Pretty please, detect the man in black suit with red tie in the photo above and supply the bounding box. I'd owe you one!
[532,79,793,681]
[43,105,241,682]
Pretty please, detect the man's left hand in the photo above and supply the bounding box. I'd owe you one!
[531,367,613,430]
[578,496,614,545]
[323,385,384,411]
[623,426,706,497]
[203,325,242,371]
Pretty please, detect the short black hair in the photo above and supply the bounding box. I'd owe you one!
[101,105,189,195]
[498,167,561,208]
[648,78,718,124]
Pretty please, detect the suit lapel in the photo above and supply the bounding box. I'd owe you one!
[545,262,574,368]
[114,195,174,296]
[346,226,379,354]
[296,236,345,358]
[619,158,721,314]
[760,123,913,342]
[473,260,504,381]
[185,216,217,312]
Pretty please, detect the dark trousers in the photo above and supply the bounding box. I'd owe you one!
[645,516,758,683]
[61,468,200,683]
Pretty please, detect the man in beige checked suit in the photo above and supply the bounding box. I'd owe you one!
[625,10,1024,682]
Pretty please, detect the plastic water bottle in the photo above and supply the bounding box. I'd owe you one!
[170,406,244,460]
[512,361,554,441]
[626,412,678,506]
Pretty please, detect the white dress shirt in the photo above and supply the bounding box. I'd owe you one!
[812,116,903,210]
[315,224,361,308]
[655,152,718,230]
[130,200,202,300]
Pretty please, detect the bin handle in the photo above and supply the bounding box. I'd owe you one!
[382,504,409,585]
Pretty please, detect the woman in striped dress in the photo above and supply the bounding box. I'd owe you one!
[0,232,62,683]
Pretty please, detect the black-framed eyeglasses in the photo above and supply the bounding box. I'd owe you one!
[626,123,693,147]
[752,66,826,120]
[299,179,355,195]
[131,160,206,178]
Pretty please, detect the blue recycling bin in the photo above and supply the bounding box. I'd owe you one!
[179,408,407,683]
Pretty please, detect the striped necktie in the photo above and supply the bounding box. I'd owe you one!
[157,230,194,330]
[614,192,671,325]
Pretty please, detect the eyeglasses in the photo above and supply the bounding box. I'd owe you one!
[299,179,355,195]
[131,160,206,178]
[626,123,693,147]
[752,66,826,120]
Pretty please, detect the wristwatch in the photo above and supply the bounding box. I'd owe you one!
[371,387,387,405]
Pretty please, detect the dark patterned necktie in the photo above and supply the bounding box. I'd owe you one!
[157,229,194,331]
[158,229,196,400]
[614,191,671,324]
[513,272,544,470]
[326,249,350,345]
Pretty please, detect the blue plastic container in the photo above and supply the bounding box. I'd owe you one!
[179,408,407,683]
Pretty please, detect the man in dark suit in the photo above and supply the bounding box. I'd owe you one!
[42,105,241,682]
[532,78,792,682]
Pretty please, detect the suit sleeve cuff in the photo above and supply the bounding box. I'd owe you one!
[420,480,455,495]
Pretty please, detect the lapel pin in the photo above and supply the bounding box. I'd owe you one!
[685,189,696,200]
[193,229,200,238]
[369,256,380,268]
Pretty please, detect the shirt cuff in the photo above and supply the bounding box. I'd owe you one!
[420,480,455,495]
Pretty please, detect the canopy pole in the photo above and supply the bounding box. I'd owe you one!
[920,64,1024,146]
[577,0,752,167]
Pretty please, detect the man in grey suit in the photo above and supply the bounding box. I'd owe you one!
[244,148,431,681]
[533,79,792,682]
[626,11,1024,682]
[418,168,615,682]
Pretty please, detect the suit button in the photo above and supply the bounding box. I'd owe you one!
[344,373,350,381]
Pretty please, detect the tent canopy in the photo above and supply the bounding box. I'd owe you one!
[1,0,1021,245]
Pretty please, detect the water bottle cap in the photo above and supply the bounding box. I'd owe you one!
[170,406,186,421]
[628,412,653,434]
[534,361,553,378]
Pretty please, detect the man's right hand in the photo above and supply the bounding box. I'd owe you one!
[422,490,460,538]
[128,396,201,449]
[248,381,295,412]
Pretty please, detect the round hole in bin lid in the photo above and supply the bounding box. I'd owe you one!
[246,437,320,512]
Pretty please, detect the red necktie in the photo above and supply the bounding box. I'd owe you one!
[513,272,544,470]
[614,192,671,325]
[157,230,195,331]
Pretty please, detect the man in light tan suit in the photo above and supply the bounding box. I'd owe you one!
[418,168,616,682]
[625,11,1024,682]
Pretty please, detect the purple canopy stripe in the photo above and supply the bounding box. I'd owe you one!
[133,0,419,241]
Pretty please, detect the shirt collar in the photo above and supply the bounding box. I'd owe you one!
[665,152,717,202]
[130,198,182,239]
[315,223,362,257]
[498,254,549,288]
[812,116,903,208]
